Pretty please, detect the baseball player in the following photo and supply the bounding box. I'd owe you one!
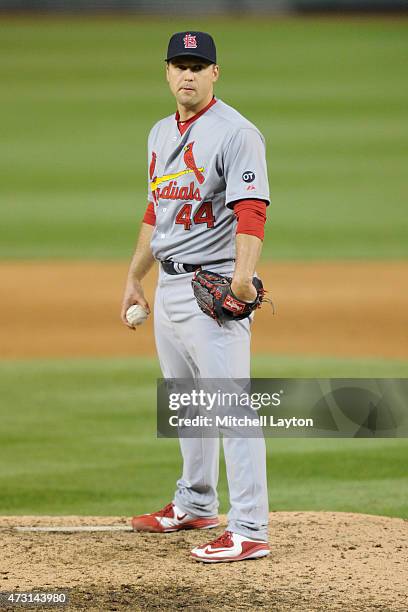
[121,31,270,563]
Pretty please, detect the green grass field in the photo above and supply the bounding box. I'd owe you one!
[0,356,407,517]
[1,17,407,259]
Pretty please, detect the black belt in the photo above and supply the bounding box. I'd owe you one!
[160,259,233,275]
[161,261,201,275]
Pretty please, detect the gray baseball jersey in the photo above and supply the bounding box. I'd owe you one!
[148,99,270,265]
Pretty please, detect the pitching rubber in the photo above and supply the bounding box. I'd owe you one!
[131,516,220,533]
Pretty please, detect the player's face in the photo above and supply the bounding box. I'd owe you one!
[166,58,219,110]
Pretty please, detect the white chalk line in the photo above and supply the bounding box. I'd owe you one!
[12,525,134,533]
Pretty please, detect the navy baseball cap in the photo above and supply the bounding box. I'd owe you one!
[166,31,217,64]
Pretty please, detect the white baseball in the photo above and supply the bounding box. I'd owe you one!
[126,304,148,327]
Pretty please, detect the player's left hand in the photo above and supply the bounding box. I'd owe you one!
[192,270,265,326]
[230,279,257,303]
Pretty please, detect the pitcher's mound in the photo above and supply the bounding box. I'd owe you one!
[1,512,407,611]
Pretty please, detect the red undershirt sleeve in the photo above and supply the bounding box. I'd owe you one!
[143,201,156,226]
[233,199,267,240]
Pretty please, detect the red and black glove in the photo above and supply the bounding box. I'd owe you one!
[191,270,264,326]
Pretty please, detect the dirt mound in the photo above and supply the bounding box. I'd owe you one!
[1,261,407,359]
[1,512,407,611]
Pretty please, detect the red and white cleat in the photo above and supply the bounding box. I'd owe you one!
[191,530,270,563]
[131,502,219,533]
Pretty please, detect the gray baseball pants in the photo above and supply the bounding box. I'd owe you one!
[154,264,269,541]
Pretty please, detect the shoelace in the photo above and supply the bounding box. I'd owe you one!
[155,503,175,518]
[208,530,233,549]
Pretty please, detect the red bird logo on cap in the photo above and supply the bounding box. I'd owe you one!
[184,142,205,184]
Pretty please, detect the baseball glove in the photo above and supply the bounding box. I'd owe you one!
[191,269,265,326]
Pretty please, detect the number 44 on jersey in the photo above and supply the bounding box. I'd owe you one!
[175,201,215,230]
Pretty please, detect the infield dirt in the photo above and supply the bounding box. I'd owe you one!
[1,512,407,611]
[1,261,407,359]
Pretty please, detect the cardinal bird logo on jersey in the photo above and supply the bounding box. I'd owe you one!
[149,151,157,181]
[149,151,158,203]
[183,142,205,184]
[149,143,205,201]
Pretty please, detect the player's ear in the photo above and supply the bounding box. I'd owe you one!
[212,64,219,83]
[165,61,170,83]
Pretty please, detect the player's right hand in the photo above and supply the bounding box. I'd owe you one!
[121,280,150,329]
